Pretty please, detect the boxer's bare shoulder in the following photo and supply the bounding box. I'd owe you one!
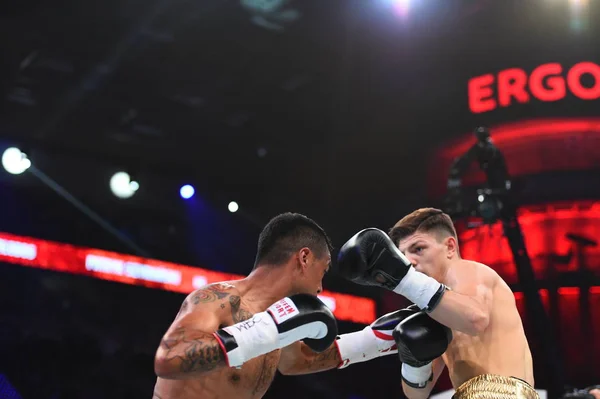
[155,281,281,399]
[180,281,253,324]
[186,282,240,306]
[458,259,499,278]
[457,260,518,304]
[175,282,241,319]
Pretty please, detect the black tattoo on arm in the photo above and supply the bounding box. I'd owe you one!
[302,345,341,372]
[229,295,253,323]
[191,284,232,305]
[159,327,226,374]
[252,352,279,395]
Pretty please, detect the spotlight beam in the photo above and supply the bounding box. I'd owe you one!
[28,165,151,258]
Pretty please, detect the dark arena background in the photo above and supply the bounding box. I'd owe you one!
[1,0,599,398]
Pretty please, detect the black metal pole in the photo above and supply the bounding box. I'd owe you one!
[500,201,565,398]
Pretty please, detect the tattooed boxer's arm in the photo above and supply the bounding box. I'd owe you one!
[277,341,341,375]
[154,284,235,379]
[154,321,226,379]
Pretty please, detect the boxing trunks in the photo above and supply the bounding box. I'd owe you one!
[452,374,539,399]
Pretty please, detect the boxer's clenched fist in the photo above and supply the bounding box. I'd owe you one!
[214,294,338,368]
[337,228,447,312]
[393,310,452,388]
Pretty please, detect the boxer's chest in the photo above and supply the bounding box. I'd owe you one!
[220,298,280,397]
[224,349,281,397]
[182,350,280,399]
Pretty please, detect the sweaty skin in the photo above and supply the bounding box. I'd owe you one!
[153,282,341,399]
[439,259,534,387]
[398,232,534,398]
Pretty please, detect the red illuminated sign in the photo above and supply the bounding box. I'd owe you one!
[458,200,600,284]
[469,61,600,113]
[0,232,376,324]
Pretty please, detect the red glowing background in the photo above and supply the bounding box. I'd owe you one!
[425,117,600,388]
[428,118,600,198]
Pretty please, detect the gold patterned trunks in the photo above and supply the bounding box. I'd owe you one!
[453,374,539,399]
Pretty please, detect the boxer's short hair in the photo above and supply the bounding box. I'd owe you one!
[254,212,333,268]
[388,207,457,246]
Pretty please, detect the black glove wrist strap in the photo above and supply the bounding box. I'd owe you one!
[402,372,434,389]
[424,284,449,313]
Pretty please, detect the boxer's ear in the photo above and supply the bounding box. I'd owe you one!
[444,236,458,259]
[297,247,311,273]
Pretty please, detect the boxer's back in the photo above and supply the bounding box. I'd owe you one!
[442,260,534,388]
[152,282,281,399]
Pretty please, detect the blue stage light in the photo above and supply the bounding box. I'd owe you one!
[180,184,195,199]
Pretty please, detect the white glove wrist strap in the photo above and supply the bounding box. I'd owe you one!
[402,362,433,385]
[221,311,279,367]
[393,267,442,309]
[335,327,378,369]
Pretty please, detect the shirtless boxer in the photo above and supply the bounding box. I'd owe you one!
[337,208,538,399]
[153,212,413,399]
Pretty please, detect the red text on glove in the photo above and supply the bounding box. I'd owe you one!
[269,298,300,324]
[468,61,600,113]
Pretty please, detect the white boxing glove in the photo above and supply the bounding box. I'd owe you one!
[214,294,338,368]
[335,305,420,369]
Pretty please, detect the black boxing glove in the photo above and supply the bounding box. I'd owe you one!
[214,294,338,368]
[335,304,421,368]
[393,310,452,388]
[337,228,447,311]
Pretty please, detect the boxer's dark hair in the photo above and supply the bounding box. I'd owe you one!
[254,212,333,268]
[388,207,457,246]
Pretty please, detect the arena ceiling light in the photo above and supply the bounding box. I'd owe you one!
[391,0,410,16]
[180,184,195,199]
[228,201,239,213]
[1,147,31,175]
[109,171,139,199]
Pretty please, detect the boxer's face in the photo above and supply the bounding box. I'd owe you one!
[294,248,331,295]
[397,231,449,282]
